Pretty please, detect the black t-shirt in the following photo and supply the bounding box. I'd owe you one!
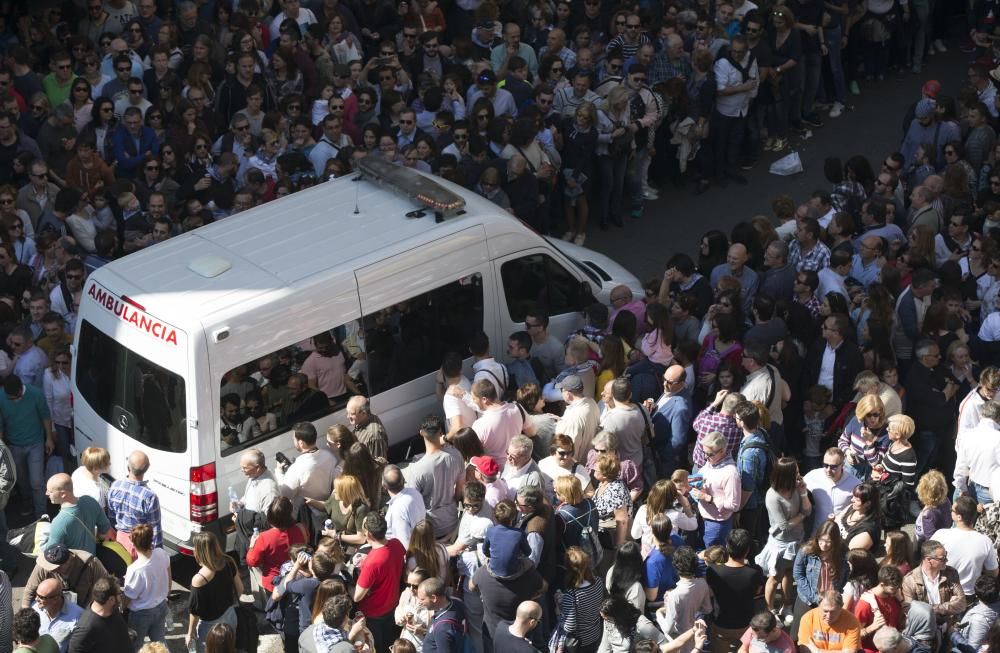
[705,563,765,629]
[790,0,823,51]
[472,562,544,636]
[493,621,542,653]
[67,609,132,653]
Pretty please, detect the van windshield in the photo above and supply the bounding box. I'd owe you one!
[76,320,188,453]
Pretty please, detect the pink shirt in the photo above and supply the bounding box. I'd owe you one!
[699,457,742,521]
[300,350,348,399]
[472,403,524,470]
[641,330,674,366]
[610,300,649,334]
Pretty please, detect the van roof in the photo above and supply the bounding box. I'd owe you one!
[93,170,515,321]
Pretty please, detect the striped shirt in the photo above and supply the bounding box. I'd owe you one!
[837,418,889,466]
[878,445,918,487]
[560,580,605,646]
[107,478,162,548]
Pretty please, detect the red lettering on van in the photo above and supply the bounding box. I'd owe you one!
[86,283,179,346]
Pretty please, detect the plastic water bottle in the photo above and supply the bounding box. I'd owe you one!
[252,527,260,538]
[228,486,239,504]
[324,519,333,531]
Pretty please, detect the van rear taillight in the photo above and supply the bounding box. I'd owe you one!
[190,463,217,523]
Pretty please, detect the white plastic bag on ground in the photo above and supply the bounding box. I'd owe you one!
[769,151,804,176]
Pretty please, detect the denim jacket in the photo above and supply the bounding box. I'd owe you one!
[792,549,849,606]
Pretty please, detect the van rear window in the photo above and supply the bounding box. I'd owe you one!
[76,320,188,453]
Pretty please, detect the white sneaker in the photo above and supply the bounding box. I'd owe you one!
[927,42,936,55]
[829,102,844,118]
[934,39,947,52]
[642,189,659,200]
[561,231,574,241]
[573,233,586,246]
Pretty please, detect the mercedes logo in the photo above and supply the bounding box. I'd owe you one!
[118,414,129,430]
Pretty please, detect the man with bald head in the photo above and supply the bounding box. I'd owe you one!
[32,576,83,652]
[541,28,576,69]
[644,365,691,477]
[107,450,162,556]
[493,600,544,652]
[45,474,112,556]
[491,23,539,77]
[710,243,760,313]
[851,236,885,288]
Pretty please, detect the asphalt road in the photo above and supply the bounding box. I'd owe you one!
[585,47,967,282]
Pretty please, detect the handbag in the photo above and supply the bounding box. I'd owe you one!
[67,511,130,579]
[548,589,581,653]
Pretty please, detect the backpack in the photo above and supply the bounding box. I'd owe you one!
[431,603,475,653]
[0,442,16,511]
[557,499,603,567]
[480,367,512,402]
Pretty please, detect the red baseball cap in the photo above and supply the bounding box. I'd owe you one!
[471,455,499,477]
[921,80,941,98]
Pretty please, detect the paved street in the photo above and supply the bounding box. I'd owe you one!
[586,48,966,282]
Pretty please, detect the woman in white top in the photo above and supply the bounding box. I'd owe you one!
[71,446,111,510]
[394,568,432,651]
[631,479,697,557]
[123,522,173,645]
[43,347,74,468]
[539,434,594,496]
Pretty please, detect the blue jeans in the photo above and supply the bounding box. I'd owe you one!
[824,26,848,103]
[955,481,993,505]
[129,600,168,644]
[196,605,236,653]
[598,155,628,225]
[10,441,45,517]
[703,517,732,548]
[797,50,823,119]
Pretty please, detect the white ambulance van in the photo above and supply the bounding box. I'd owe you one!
[71,158,642,553]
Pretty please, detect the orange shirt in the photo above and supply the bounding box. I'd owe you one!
[798,607,862,652]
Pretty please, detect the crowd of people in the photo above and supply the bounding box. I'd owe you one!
[3,0,1000,653]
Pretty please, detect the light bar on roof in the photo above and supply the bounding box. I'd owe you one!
[356,155,466,216]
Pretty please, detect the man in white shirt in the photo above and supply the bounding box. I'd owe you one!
[712,36,758,185]
[554,375,601,461]
[275,423,337,533]
[954,401,1000,505]
[438,352,477,435]
[501,435,549,501]
[231,448,279,593]
[382,464,426,548]
[269,0,316,40]
[932,496,999,596]
[804,447,860,534]
[956,368,1000,450]
[471,332,509,399]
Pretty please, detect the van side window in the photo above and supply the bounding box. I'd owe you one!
[500,254,581,322]
[218,324,362,455]
[363,273,484,396]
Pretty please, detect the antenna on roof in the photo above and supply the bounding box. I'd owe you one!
[353,178,360,215]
